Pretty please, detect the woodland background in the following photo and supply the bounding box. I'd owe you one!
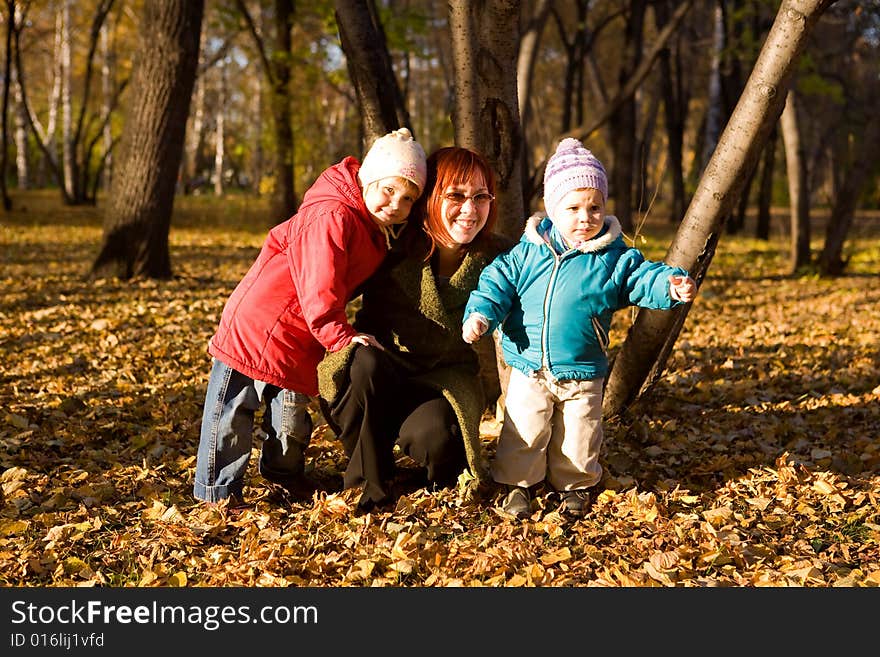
[0,0,878,587]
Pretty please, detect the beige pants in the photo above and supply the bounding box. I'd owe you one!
[491,368,604,491]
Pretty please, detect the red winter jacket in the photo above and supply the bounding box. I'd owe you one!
[208,157,388,396]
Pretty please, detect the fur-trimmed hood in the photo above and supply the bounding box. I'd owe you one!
[523,213,622,254]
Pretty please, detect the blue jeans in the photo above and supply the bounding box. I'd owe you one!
[193,358,313,502]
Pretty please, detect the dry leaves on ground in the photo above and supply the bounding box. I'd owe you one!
[1,194,878,587]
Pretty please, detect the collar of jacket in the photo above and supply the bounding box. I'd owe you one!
[524,214,621,253]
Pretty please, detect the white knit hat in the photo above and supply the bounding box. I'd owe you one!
[543,137,608,218]
[358,127,427,195]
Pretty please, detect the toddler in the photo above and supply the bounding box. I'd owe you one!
[463,137,696,519]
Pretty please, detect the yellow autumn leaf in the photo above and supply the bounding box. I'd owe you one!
[526,563,545,580]
[168,571,187,586]
[139,570,158,586]
[746,497,772,511]
[0,519,29,537]
[703,506,733,527]
[649,550,680,571]
[391,532,414,560]
[812,479,839,495]
[142,500,167,520]
[540,547,571,565]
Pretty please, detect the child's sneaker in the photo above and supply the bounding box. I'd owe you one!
[560,489,591,518]
[500,485,531,519]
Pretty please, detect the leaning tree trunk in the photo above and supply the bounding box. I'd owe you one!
[335,0,412,145]
[90,0,204,280]
[780,88,811,272]
[603,0,836,419]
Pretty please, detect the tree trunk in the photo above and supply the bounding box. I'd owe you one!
[183,48,206,192]
[817,114,880,276]
[269,0,295,220]
[236,0,296,222]
[12,49,28,191]
[655,0,689,223]
[90,0,204,280]
[334,0,411,144]
[516,0,552,204]
[516,0,551,134]
[1,0,13,211]
[449,0,524,238]
[780,89,810,272]
[700,1,725,177]
[602,0,836,420]
[214,60,226,196]
[755,126,777,240]
[61,0,74,200]
[609,0,646,234]
[100,18,114,191]
[448,0,525,409]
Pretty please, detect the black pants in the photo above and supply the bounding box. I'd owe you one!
[326,346,467,506]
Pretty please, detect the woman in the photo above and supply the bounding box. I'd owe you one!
[317,146,514,509]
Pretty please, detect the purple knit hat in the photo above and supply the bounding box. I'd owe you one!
[543,138,608,218]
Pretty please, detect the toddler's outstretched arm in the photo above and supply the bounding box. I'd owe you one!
[462,313,489,344]
[669,274,697,303]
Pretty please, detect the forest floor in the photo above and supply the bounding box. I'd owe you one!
[1,191,878,587]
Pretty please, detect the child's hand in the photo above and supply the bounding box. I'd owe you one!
[669,274,697,303]
[462,314,489,344]
[350,333,385,350]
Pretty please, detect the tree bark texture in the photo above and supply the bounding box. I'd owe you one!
[755,126,777,240]
[335,0,411,144]
[818,113,880,275]
[780,89,811,272]
[269,0,296,221]
[449,0,524,239]
[90,0,204,280]
[448,0,525,408]
[1,0,14,211]
[602,0,836,419]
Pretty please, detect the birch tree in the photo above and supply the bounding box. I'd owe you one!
[603,0,837,419]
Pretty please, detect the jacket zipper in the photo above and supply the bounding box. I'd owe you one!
[540,251,563,371]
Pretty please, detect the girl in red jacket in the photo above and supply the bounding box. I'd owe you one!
[193,128,427,505]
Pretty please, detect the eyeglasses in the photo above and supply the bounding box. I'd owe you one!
[443,191,495,208]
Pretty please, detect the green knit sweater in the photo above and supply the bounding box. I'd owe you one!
[317,232,513,493]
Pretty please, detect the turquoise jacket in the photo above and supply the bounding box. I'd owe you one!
[464,215,688,381]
